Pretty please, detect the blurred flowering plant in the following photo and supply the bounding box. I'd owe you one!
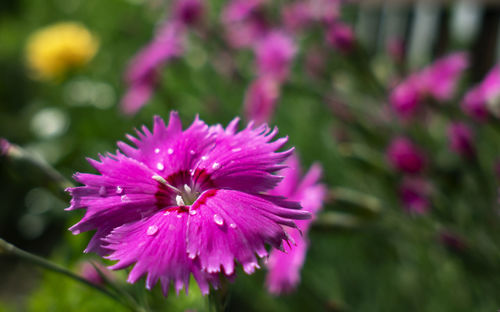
[3,0,500,311]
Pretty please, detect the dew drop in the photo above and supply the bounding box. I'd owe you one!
[99,186,106,197]
[163,211,170,216]
[177,214,182,219]
[121,195,130,202]
[190,149,196,155]
[157,162,164,171]
[230,223,237,229]
[167,148,174,155]
[154,148,160,154]
[189,209,197,216]
[231,147,242,152]
[147,225,158,236]
[116,186,123,194]
[201,155,208,161]
[212,162,221,170]
[213,214,224,226]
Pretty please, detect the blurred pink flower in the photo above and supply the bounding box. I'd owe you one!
[387,137,426,174]
[121,21,185,115]
[282,2,312,33]
[389,75,421,119]
[266,153,326,295]
[418,52,469,101]
[173,0,204,26]
[244,77,280,124]
[222,0,264,23]
[326,21,354,53]
[399,177,431,215]
[0,138,10,156]
[447,122,475,158]
[255,31,297,82]
[222,0,269,49]
[462,65,500,122]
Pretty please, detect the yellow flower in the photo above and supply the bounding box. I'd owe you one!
[26,22,99,81]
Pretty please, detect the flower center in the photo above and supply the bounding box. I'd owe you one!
[176,184,200,206]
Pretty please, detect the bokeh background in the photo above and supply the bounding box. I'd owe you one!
[2,0,500,311]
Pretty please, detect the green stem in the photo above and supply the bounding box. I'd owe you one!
[0,238,139,311]
[1,141,73,200]
[208,279,229,312]
[329,187,382,216]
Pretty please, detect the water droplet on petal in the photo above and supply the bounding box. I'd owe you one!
[201,155,208,161]
[116,186,123,194]
[230,223,237,229]
[121,195,130,202]
[177,214,182,219]
[212,162,221,170]
[154,148,160,154]
[231,147,242,152]
[167,148,174,155]
[147,225,158,236]
[163,211,170,216]
[213,214,224,226]
[99,186,106,197]
[189,209,197,216]
[157,163,164,171]
[190,150,196,155]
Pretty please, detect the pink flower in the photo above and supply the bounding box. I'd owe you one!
[265,154,326,295]
[0,138,10,156]
[386,137,426,174]
[222,0,269,49]
[389,75,421,119]
[173,0,204,26]
[462,65,500,122]
[326,21,354,53]
[67,112,310,295]
[244,77,280,124]
[282,2,312,33]
[121,22,185,115]
[447,122,475,158]
[221,0,264,23]
[398,177,431,215]
[255,31,297,82]
[418,52,469,101]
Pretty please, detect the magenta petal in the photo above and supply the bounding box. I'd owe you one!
[198,119,292,193]
[105,209,218,296]
[418,52,468,101]
[118,112,214,178]
[186,189,310,275]
[265,153,326,295]
[244,77,280,125]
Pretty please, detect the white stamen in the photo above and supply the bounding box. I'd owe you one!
[184,184,192,193]
[176,195,185,206]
